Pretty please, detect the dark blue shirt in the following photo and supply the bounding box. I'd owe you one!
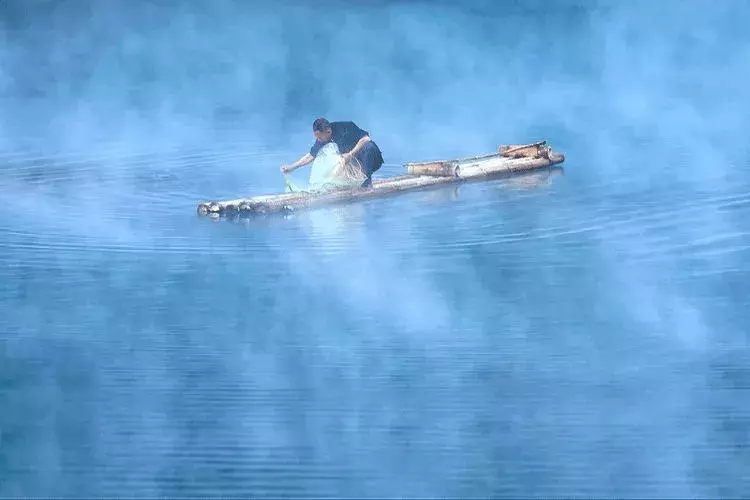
[309,121,369,157]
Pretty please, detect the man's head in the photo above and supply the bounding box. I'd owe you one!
[312,117,332,143]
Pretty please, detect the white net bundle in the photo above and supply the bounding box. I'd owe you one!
[284,142,366,194]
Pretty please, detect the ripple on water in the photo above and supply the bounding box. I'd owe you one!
[0,144,310,260]
[3,147,748,270]
[227,167,750,274]
[2,144,750,497]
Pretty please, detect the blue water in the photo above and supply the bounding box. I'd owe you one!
[2,0,749,497]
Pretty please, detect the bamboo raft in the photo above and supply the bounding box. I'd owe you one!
[197,141,565,217]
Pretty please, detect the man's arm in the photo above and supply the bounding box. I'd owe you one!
[342,135,371,162]
[281,153,314,173]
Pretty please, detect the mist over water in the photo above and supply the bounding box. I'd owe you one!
[2,0,749,497]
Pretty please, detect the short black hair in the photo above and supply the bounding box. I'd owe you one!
[312,117,331,132]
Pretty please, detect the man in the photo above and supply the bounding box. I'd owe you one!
[281,117,384,188]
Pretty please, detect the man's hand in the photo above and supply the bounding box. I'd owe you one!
[281,164,292,174]
[341,152,353,164]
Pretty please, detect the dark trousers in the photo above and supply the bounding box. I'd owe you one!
[354,140,384,188]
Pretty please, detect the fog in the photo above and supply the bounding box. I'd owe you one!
[3,0,747,180]
[1,0,749,496]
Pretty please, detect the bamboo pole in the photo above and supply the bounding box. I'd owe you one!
[197,147,564,217]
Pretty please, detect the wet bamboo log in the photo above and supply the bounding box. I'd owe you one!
[498,141,549,158]
[197,142,565,217]
[406,162,460,177]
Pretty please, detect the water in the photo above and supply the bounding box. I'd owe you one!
[2,0,750,497]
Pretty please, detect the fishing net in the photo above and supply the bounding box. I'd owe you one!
[284,142,366,195]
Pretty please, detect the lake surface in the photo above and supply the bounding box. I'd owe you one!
[1,1,749,497]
